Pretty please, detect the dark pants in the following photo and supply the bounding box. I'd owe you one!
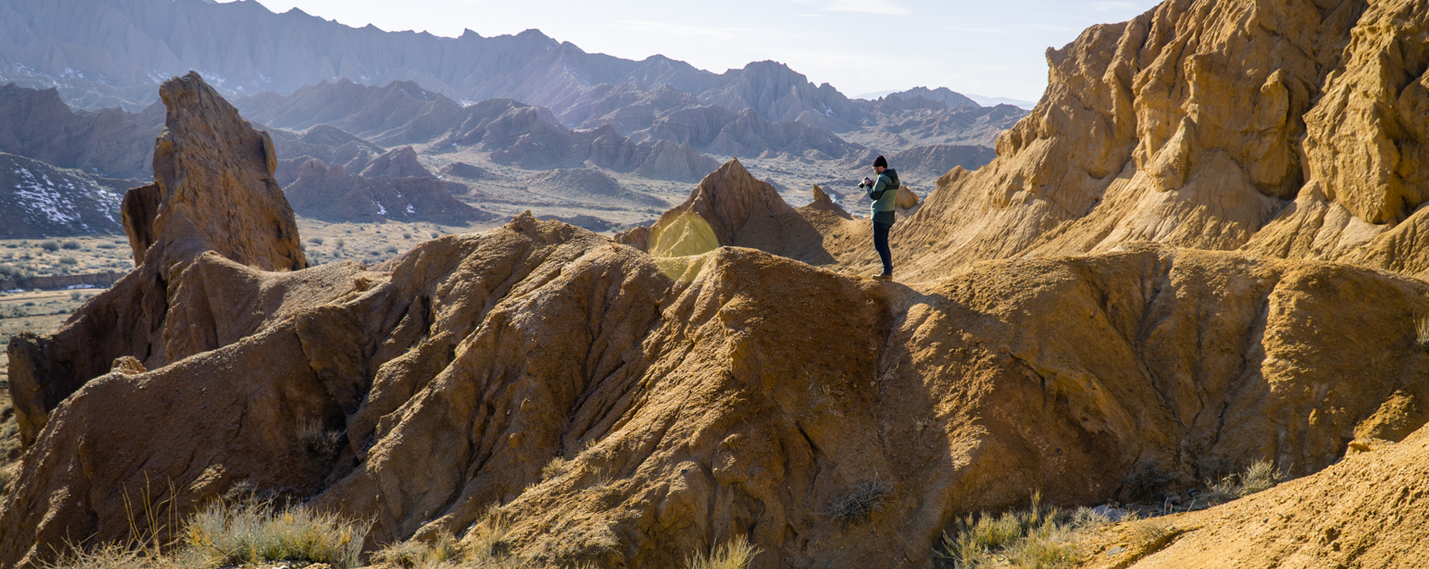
[873,221,892,275]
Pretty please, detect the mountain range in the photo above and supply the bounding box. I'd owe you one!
[0,0,1022,147]
[0,0,1021,134]
[0,0,1021,236]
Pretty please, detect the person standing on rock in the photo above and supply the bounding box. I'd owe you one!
[859,155,900,280]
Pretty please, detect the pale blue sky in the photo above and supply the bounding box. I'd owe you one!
[244,0,1162,104]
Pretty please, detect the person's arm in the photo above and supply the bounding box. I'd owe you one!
[868,175,890,200]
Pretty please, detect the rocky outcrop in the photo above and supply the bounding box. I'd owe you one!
[285,158,493,224]
[438,161,493,181]
[804,184,853,219]
[891,0,1420,281]
[632,159,795,254]
[266,124,383,186]
[634,139,722,183]
[5,71,307,447]
[147,73,306,272]
[1106,422,1429,568]
[359,146,431,179]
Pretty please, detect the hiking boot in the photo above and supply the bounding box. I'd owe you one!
[873,272,893,281]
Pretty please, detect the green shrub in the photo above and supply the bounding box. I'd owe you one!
[58,256,77,265]
[60,240,80,250]
[39,240,59,252]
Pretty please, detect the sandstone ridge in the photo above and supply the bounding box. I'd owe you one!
[892,0,1429,283]
[9,2,1429,569]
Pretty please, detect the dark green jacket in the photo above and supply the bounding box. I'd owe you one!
[864,168,900,225]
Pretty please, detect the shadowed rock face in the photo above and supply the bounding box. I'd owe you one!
[6,71,307,448]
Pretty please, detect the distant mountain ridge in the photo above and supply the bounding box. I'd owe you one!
[0,0,1021,142]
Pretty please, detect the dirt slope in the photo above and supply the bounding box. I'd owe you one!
[1082,426,1429,569]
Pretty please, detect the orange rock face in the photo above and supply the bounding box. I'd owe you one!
[889,0,1429,284]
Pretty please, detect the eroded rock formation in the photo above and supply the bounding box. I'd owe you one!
[890,0,1429,281]
[11,2,1429,568]
[6,71,306,447]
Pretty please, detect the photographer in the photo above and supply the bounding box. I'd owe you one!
[859,155,900,280]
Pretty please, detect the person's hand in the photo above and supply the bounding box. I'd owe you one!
[863,177,874,186]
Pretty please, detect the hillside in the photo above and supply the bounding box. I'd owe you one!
[0,152,134,237]
[0,83,162,180]
[8,1,1429,569]
[889,0,1429,283]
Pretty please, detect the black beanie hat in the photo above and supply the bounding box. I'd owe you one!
[873,155,888,169]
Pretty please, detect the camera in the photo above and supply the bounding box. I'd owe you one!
[859,176,873,188]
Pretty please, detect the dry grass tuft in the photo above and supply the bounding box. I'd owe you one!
[829,477,891,525]
[1205,459,1284,505]
[936,493,1104,569]
[1417,314,1429,350]
[685,535,760,569]
[297,417,344,461]
[373,533,468,569]
[540,456,570,481]
[41,542,202,569]
[185,499,368,568]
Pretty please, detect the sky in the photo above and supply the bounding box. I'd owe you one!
[242,0,1163,105]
